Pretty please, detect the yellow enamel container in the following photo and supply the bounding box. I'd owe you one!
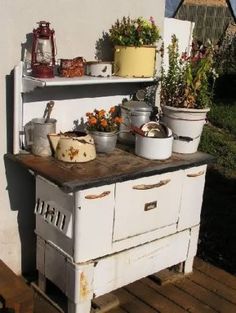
[114,45,156,78]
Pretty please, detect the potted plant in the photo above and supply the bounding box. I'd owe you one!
[160,35,216,154]
[86,106,123,153]
[109,16,161,77]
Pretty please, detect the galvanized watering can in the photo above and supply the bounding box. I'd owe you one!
[25,118,57,156]
[24,101,57,156]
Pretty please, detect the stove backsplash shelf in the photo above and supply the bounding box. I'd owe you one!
[22,75,156,93]
[14,62,158,154]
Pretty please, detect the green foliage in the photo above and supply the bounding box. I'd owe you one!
[161,35,216,109]
[214,23,236,75]
[109,16,161,47]
[207,100,236,136]
[199,125,236,177]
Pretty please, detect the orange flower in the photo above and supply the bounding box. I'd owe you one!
[98,109,106,117]
[86,106,122,132]
[100,119,108,128]
[114,116,123,124]
[88,116,97,125]
[109,106,115,113]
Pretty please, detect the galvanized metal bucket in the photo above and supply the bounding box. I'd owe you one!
[119,100,153,145]
[88,131,118,154]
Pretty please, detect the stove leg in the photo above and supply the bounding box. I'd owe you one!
[183,257,194,273]
[68,299,91,313]
[178,225,200,274]
[38,271,46,292]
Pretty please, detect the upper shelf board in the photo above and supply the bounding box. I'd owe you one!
[22,75,157,92]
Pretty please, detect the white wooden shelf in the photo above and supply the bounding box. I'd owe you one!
[14,61,157,154]
[22,74,156,92]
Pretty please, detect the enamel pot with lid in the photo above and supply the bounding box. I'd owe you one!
[118,100,154,144]
[135,122,173,160]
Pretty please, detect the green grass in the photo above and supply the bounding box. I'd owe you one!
[207,99,236,136]
[199,125,236,177]
[199,98,236,178]
[198,97,236,274]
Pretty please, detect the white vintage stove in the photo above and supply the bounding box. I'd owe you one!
[10,149,213,313]
[9,62,213,313]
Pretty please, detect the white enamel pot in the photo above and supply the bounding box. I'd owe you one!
[86,61,113,77]
[162,105,210,154]
[135,126,173,160]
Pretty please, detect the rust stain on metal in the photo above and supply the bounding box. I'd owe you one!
[68,146,80,161]
[80,272,89,300]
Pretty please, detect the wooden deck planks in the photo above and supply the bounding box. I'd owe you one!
[194,258,236,290]
[124,280,186,313]
[0,260,34,313]
[174,278,236,313]
[107,309,127,313]
[141,277,217,313]
[113,288,157,313]
[189,269,236,304]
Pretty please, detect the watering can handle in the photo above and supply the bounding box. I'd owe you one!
[43,101,55,123]
[24,121,34,148]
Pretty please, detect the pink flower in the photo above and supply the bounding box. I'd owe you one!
[150,16,155,25]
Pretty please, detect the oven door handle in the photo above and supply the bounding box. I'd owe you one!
[187,170,205,178]
[85,191,111,200]
[132,179,171,190]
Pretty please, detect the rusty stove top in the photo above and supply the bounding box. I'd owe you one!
[6,145,214,193]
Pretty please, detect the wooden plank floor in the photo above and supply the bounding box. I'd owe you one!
[33,257,236,313]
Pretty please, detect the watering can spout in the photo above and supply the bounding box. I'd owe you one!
[48,133,59,153]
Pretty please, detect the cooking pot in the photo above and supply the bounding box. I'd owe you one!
[86,61,113,77]
[118,100,154,144]
[48,131,96,163]
[135,123,173,160]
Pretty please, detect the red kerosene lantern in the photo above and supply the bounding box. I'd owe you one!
[31,21,56,78]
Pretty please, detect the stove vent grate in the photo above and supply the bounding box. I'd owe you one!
[34,198,71,237]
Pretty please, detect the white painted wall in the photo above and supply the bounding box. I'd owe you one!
[0,0,165,274]
[163,18,195,70]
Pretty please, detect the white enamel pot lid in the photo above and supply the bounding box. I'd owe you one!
[121,100,153,112]
[140,121,173,138]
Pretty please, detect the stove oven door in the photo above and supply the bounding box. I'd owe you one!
[113,170,184,243]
